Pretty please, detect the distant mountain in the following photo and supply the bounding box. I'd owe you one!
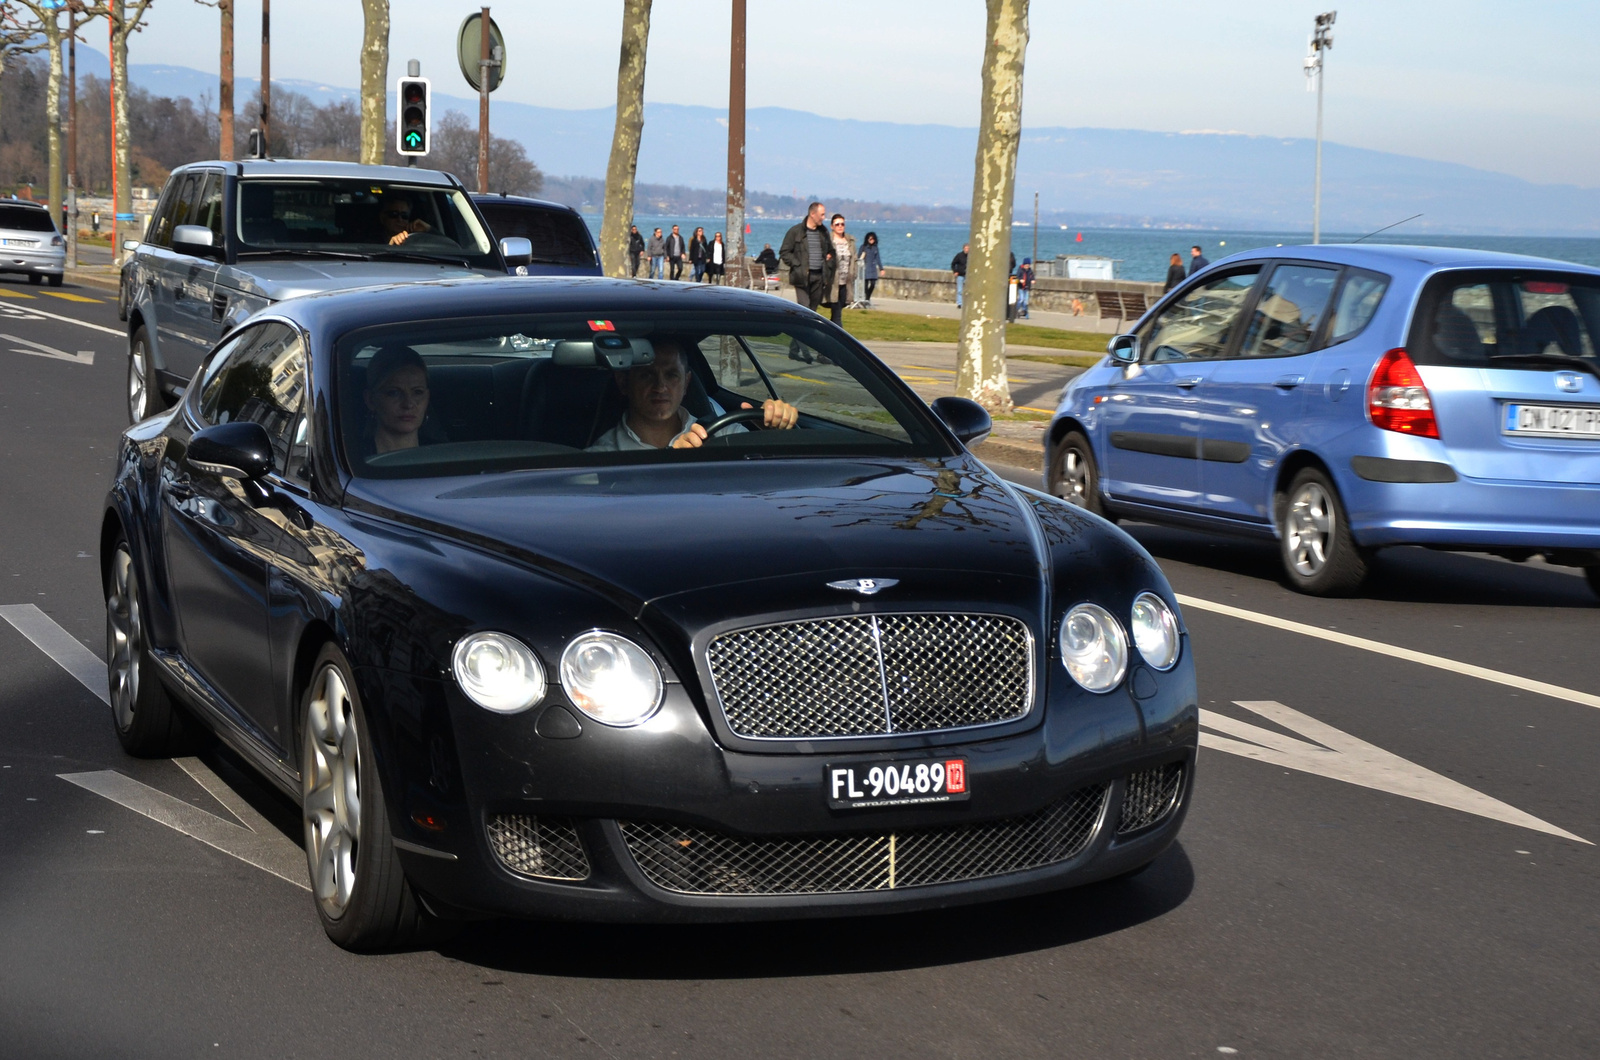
[106,48,1599,236]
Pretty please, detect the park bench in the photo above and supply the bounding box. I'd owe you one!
[1095,290,1150,330]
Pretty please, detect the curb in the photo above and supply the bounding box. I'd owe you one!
[973,436,1042,473]
[65,268,121,293]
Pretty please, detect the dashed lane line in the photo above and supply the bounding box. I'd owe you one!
[0,296,123,337]
[0,288,35,298]
[1177,593,1600,711]
[0,603,109,706]
[39,290,103,303]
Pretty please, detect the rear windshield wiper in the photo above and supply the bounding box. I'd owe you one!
[236,247,368,261]
[1486,354,1600,381]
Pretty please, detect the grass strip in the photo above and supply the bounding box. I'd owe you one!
[843,309,1108,355]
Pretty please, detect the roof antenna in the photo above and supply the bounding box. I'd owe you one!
[1350,213,1422,244]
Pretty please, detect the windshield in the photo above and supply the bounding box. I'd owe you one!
[235,178,497,267]
[1410,269,1600,370]
[337,312,948,478]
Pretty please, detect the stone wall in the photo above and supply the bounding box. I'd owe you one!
[875,266,1164,326]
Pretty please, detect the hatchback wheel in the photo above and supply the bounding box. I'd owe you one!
[302,644,429,951]
[127,326,163,423]
[1048,431,1107,518]
[47,273,63,287]
[27,273,41,285]
[106,536,191,756]
[1278,468,1369,595]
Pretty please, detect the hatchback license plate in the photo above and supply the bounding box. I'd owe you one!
[825,759,969,810]
[1504,403,1600,438]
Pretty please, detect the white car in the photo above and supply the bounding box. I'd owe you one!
[0,200,66,287]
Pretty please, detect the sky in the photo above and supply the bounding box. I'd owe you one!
[119,0,1600,189]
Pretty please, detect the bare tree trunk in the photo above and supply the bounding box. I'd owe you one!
[599,0,651,278]
[42,9,64,229]
[219,0,234,159]
[955,0,1029,414]
[358,0,389,165]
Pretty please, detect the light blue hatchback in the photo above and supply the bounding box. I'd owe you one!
[1047,245,1600,597]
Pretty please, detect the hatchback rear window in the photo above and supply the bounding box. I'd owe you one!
[1410,270,1600,370]
[0,205,57,233]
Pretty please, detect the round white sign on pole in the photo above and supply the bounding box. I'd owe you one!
[457,13,507,93]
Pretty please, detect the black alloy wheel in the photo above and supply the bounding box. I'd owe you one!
[1277,467,1370,596]
[1048,431,1108,518]
[301,643,432,951]
[106,535,193,756]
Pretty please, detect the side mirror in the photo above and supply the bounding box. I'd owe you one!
[122,239,142,253]
[499,236,532,268]
[187,421,274,482]
[172,225,217,255]
[1108,334,1140,365]
[930,396,993,447]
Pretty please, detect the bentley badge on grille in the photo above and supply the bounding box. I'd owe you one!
[827,578,899,595]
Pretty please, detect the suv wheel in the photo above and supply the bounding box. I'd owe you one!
[128,326,163,423]
[1048,431,1107,518]
[1278,467,1369,595]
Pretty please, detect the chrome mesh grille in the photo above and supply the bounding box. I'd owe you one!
[705,613,1033,739]
[487,814,591,881]
[620,785,1107,896]
[1117,764,1184,834]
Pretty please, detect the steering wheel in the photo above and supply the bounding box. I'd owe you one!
[699,407,769,436]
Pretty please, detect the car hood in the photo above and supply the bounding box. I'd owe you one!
[222,259,492,302]
[346,457,1050,614]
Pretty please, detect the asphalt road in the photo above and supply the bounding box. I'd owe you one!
[1,277,1596,1059]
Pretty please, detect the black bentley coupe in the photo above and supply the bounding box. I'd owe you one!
[102,277,1197,950]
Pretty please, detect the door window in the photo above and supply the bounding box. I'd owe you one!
[145,177,188,247]
[197,322,307,475]
[1139,268,1261,362]
[167,175,202,242]
[192,172,225,245]
[1237,264,1339,359]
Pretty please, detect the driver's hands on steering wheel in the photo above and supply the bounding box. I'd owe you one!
[388,219,433,246]
[671,399,799,449]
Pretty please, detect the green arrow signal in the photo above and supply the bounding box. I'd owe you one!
[404,131,424,149]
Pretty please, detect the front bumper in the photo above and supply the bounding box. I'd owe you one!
[358,657,1198,923]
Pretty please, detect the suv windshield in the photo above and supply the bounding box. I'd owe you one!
[1411,269,1600,373]
[236,178,496,267]
[0,205,57,233]
[338,312,946,478]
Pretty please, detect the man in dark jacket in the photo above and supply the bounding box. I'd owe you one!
[627,225,646,278]
[666,224,687,280]
[779,203,837,312]
[755,243,780,272]
[951,244,969,307]
[1189,245,1210,275]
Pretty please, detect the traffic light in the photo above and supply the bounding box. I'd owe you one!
[397,76,431,156]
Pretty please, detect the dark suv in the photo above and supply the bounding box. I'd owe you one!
[470,193,600,276]
[122,160,531,422]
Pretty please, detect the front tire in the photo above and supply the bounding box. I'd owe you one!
[302,644,429,951]
[1048,431,1108,518]
[1278,467,1369,595]
[106,536,192,757]
[127,325,163,423]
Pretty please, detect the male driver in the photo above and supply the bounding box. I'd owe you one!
[377,192,431,245]
[778,202,837,313]
[589,340,798,451]
[1189,245,1210,275]
[666,224,687,281]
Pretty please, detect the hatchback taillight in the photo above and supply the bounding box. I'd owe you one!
[1368,347,1439,438]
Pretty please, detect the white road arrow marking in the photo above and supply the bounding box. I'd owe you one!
[0,331,95,365]
[0,295,124,335]
[1202,700,1590,845]
[0,603,109,705]
[59,757,308,890]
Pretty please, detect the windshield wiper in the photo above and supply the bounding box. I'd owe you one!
[236,247,368,261]
[377,250,472,268]
[1486,354,1600,381]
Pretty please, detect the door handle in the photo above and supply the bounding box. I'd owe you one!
[1274,375,1306,390]
[1173,376,1203,389]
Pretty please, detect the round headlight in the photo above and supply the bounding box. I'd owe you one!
[452,632,546,714]
[1130,592,1181,671]
[559,631,663,727]
[1058,603,1128,692]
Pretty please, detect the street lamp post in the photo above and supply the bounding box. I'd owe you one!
[1304,10,1335,245]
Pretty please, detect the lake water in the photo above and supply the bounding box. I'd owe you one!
[606,216,1600,286]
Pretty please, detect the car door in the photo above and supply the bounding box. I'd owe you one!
[160,321,307,752]
[162,170,226,386]
[1198,261,1341,522]
[140,173,200,384]
[1100,266,1263,511]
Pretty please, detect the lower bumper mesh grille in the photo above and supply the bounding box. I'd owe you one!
[619,785,1108,897]
[1117,764,1184,834]
[487,814,591,881]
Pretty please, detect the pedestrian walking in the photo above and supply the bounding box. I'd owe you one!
[951,243,969,307]
[689,226,709,282]
[1017,257,1034,318]
[647,227,666,279]
[779,202,837,315]
[666,224,687,281]
[1189,244,1210,275]
[628,224,646,278]
[707,231,727,284]
[1164,252,1186,292]
[859,231,882,305]
[826,214,857,325]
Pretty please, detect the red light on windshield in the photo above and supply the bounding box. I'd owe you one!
[1523,281,1569,294]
